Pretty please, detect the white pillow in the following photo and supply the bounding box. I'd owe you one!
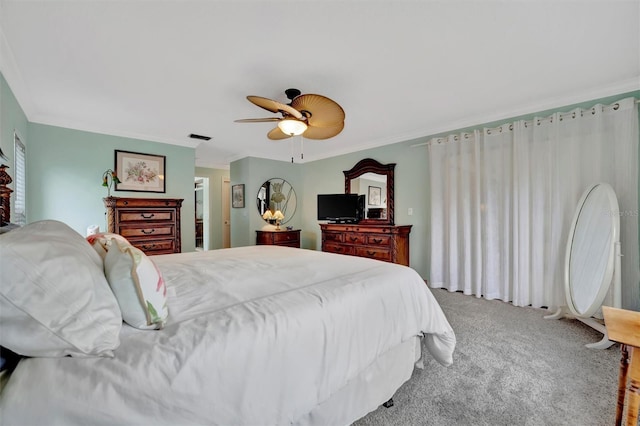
[104,239,168,330]
[0,220,122,357]
[86,232,131,259]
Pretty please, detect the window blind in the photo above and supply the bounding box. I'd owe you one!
[14,134,26,225]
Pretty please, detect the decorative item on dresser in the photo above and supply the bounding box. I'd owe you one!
[103,197,183,255]
[256,229,301,248]
[320,223,411,266]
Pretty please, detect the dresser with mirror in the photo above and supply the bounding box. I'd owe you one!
[320,158,412,266]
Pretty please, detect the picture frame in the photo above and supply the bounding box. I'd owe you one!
[115,150,166,193]
[368,186,381,206]
[232,184,245,208]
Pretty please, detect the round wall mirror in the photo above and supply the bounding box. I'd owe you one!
[256,178,297,225]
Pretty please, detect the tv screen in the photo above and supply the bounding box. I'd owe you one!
[317,193,361,223]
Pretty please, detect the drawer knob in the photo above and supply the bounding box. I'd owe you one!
[141,244,156,250]
[141,229,156,234]
[373,238,383,244]
[349,236,358,242]
[141,213,155,219]
[367,250,376,256]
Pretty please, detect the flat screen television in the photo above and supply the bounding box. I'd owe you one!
[317,193,362,223]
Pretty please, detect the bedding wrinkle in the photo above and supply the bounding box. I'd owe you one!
[0,246,456,425]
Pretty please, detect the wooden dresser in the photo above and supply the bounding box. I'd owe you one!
[320,223,412,266]
[104,197,183,255]
[256,229,301,248]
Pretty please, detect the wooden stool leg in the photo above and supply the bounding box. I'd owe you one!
[617,344,630,426]
[627,347,640,426]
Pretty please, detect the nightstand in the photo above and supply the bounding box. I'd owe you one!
[256,229,301,248]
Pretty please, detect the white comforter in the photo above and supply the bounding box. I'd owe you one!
[0,246,455,425]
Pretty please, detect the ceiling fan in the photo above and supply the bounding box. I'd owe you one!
[235,88,345,140]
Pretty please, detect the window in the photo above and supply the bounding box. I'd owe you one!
[14,133,26,225]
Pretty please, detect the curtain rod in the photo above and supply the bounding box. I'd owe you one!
[411,98,639,148]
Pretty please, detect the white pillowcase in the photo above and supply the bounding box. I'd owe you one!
[104,239,169,330]
[0,220,122,357]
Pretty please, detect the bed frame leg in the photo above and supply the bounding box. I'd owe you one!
[382,398,394,408]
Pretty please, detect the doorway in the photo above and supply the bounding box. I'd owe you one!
[194,177,210,251]
[222,177,230,248]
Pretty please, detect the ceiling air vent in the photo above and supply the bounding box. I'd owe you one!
[189,133,211,141]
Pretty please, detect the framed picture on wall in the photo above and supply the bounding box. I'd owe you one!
[232,184,245,208]
[368,186,381,206]
[115,150,166,193]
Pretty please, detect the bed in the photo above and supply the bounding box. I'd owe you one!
[0,220,456,425]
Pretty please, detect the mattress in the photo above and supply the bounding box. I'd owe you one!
[0,246,455,425]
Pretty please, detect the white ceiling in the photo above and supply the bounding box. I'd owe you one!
[1,1,638,169]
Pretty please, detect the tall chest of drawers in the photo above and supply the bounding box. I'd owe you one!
[320,223,412,266]
[104,197,183,255]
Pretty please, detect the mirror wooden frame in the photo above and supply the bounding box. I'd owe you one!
[344,158,395,225]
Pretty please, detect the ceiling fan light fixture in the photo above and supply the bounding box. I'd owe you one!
[278,119,307,136]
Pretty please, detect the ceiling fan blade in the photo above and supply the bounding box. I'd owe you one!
[303,122,345,140]
[267,127,293,140]
[234,118,281,123]
[291,94,345,127]
[247,96,303,119]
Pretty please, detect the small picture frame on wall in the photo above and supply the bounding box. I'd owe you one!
[115,150,166,193]
[232,184,245,208]
[368,186,381,206]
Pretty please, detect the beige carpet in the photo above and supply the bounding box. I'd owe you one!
[354,288,620,426]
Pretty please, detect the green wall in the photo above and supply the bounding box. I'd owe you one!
[302,140,431,275]
[230,157,302,247]
[26,123,196,250]
[1,71,197,250]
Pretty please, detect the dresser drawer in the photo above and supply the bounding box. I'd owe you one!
[344,233,366,245]
[323,242,355,256]
[277,241,300,248]
[355,246,392,262]
[118,210,174,223]
[118,224,175,238]
[256,229,301,248]
[272,231,299,244]
[129,238,176,255]
[323,232,343,243]
[366,234,391,246]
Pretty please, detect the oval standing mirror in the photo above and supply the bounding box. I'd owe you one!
[256,178,296,225]
[344,158,395,225]
[564,182,621,348]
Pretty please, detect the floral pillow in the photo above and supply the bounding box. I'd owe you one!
[87,232,131,260]
[104,239,168,330]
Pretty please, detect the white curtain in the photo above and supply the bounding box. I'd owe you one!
[429,97,639,311]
